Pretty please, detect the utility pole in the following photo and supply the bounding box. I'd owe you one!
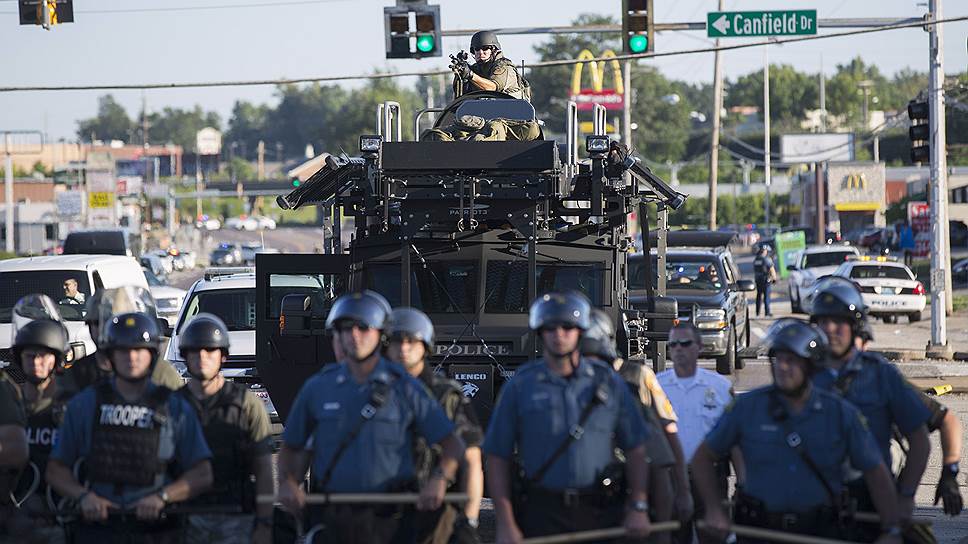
[623,60,632,148]
[928,0,949,350]
[707,0,725,231]
[257,140,266,180]
[141,92,149,149]
[763,46,771,230]
[858,80,874,131]
[4,133,12,253]
[819,56,827,132]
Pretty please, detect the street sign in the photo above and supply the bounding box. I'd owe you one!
[55,191,83,218]
[196,127,222,156]
[707,10,816,38]
[88,192,114,209]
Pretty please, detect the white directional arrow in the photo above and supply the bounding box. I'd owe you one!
[711,14,730,35]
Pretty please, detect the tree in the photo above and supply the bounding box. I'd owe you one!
[226,100,271,158]
[76,95,133,142]
[826,57,889,128]
[726,64,818,129]
[145,106,222,150]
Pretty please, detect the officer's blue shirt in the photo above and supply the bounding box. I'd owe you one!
[813,350,930,467]
[704,385,882,513]
[482,357,649,491]
[50,379,212,506]
[282,358,455,492]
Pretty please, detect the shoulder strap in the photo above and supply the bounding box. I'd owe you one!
[529,366,610,486]
[768,391,840,509]
[316,375,397,492]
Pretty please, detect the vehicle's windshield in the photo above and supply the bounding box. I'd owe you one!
[803,251,855,268]
[849,265,912,280]
[629,256,724,292]
[484,261,605,312]
[178,288,256,333]
[267,274,344,319]
[0,271,91,322]
[364,262,477,314]
[143,268,164,287]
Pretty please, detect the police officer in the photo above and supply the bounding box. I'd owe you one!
[752,245,776,317]
[582,309,689,544]
[484,292,651,544]
[450,31,530,100]
[8,318,72,543]
[277,291,465,544]
[0,361,28,540]
[46,312,214,543]
[176,313,274,544]
[809,277,931,532]
[386,307,484,544]
[62,290,184,394]
[692,318,903,543]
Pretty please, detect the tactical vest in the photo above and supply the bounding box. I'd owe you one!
[753,256,770,280]
[178,382,255,511]
[87,382,172,487]
[468,57,531,101]
[25,399,66,477]
[413,373,463,486]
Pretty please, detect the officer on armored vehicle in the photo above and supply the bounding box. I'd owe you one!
[450,31,529,101]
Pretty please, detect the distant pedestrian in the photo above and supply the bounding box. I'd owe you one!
[753,246,777,317]
[899,223,916,267]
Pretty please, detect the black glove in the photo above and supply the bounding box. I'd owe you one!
[449,516,481,544]
[450,61,473,81]
[934,464,963,516]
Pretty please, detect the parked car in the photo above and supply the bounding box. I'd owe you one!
[196,215,221,231]
[950,220,968,248]
[210,244,243,266]
[786,244,860,313]
[63,229,132,256]
[953,257,968,284]
[832,256,926,323]
[253,216,277,230]
[143,267,187,326]
[226,216,259,231]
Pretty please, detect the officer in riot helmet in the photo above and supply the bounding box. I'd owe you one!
[483,292,651,543]
[809,276,931,535]
[450,30,530,101]
[277,291,465,543]
[0,369,27,541]
[692,318,903,542]
[46,311,213,542]
[176,313,274,544]
[386,307,484,544]
[7,318,71,543]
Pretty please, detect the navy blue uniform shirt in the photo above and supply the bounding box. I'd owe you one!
[482,357,649,491]
[704,385,882,513]
[282,358,456,492]
[813,350,930,467]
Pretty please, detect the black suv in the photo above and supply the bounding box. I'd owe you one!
[629,231,755,374]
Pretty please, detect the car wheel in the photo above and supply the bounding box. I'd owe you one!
[908,311,922,323]
[716,327,736,375]
[883,315,898,324]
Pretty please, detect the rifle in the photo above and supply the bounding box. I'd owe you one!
[449,50,470,98]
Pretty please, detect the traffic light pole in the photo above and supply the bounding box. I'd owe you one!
[4,133,12,254]
[928,0,949,350]
[707,0,724,231]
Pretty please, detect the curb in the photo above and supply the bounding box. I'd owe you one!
[907,377,968,395]
[873,349,926,362]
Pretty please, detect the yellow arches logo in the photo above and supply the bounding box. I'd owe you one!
[843,173,867,190]
[570,50,625,112]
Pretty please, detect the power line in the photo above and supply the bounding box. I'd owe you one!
[0,15,965,93]
[0,0,352,14]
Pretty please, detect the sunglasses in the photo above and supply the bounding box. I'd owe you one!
[335,321,371,333]
[471,46,495,54]
[668,339,694,348]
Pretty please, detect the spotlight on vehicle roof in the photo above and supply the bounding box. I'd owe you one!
[360,135,383,154]
[586,135,610,154]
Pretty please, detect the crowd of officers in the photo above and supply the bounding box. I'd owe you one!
[0,275,964,544]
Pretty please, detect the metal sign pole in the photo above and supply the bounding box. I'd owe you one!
[4,133,12,253]
[928,0,948,349]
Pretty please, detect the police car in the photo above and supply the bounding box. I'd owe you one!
[165,267,279,421]
[786,244,860,313]
[831,256,926,323]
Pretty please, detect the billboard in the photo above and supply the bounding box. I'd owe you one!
[780,133,854,164]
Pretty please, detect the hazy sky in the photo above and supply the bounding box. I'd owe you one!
[1,0,965,142]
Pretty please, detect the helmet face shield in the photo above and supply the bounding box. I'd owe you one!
[763,318,829,368]
[96,286,159,347]
[11,294,64,348]
[387,308,435,351]
[581,308,618,362]
[528,292,592,332]
[325,291,391,332]
[808,276,867,324]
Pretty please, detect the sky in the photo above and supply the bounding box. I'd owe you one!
[0,0,965,142]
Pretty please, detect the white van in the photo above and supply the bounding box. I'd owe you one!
[0,255,148,372]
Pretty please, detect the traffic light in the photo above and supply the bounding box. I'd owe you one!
[623,0,654,54]
[18,0,73,29]
[384,1,441,59]
[291,179,301,188]
[908,99,930,164]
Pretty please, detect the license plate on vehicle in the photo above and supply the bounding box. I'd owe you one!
[880,287,896,295]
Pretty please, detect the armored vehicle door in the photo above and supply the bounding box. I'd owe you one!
[255,253,349,421]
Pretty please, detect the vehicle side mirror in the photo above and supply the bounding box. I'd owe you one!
[736,279,756,292]
[280,294,313,337]
[63,342,87,367]
[786,264,797,271]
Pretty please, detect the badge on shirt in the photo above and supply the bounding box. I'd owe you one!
[703,388,718,409]
[324,402,340,411]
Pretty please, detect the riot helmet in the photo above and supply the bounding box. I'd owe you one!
[179,313,231,355]
[765,318,828,369]
[101,312,161,383]
[13,318,69,385]
[387,307,435,351]
[528,291,592,332]
[325,290,392,332]
[470,30,501,53]
[581,308,618,362]
[809,276,867,326]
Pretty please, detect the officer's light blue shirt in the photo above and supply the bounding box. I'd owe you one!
[813,351,930,467]
[282,358,455,492]
[51,380,212,506]
[482,357,649,491]
[704,385,882,513]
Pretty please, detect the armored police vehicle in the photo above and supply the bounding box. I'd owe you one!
[255,92,683,423]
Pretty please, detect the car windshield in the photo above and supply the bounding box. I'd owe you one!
[267,274,345,319]
[142,268,164,286]
[629,256,724,292]
[803,251,855,268]
[0,270,91,322]
[364,262,477,314]
[484,261,605,312]
[849,265,912,280]
[178,288,256,333]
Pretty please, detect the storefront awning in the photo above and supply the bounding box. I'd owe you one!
[834,202,880,212]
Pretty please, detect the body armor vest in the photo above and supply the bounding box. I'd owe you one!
[178,382,255,511]
[87,382,172,487]
[25,398,66,477]
[413,373,462,486]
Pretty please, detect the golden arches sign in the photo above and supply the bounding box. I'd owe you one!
[843,173,868,190]
[571,49,624,96]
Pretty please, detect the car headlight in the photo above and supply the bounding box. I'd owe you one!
[695,308,728,330]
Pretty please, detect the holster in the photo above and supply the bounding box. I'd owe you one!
[734,493,838,536]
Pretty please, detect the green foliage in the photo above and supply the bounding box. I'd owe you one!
[76,95,133,142]
[668,192,788,228]
[726,64,818,128]
[146,106,222,149]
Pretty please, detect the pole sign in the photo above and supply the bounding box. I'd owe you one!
[775,230,806,280]
[569,50,625,112]
[707,10,817,38]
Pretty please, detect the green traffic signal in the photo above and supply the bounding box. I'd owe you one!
[291,179,301,187]
[628,34,649,53]
[416,34,435,53]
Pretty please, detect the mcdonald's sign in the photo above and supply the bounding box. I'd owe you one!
[842,173,868,190]
[569,50,625,111]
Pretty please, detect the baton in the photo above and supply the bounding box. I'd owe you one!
[257,492,469,505]
[521,522,863,544]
